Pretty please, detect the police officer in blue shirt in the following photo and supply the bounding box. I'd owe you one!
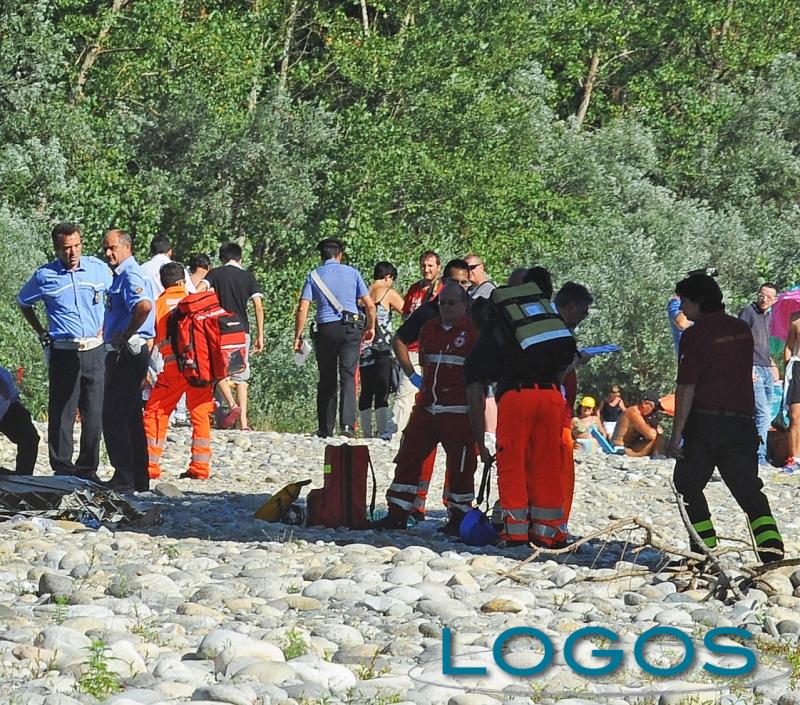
[102,229,155,492]
[17,222,112,481]
[293,238,376,437]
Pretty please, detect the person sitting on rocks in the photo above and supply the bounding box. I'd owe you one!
[597,384,626,438]
[611,390,666,457]
[571,396,605,452]
[376,282,479,536]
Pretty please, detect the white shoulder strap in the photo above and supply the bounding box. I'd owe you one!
[310,270,344,314]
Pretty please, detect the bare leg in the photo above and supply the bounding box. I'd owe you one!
[625,436,658,458]
[237,382,249,429]
[789,404,800,459]
[217,378,237,409]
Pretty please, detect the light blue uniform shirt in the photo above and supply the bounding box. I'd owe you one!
[301,259,369,324]
[17,256,112,339]
[104,256,155,342]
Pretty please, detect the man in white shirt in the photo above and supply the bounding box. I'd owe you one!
[140,235,174,297]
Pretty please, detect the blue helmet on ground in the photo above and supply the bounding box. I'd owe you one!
[459,507,498,546]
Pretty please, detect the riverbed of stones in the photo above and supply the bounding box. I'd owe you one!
[1,426,800,705]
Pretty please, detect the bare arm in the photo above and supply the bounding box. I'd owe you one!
[359,294,376,344]
[630,408,657,441]
[785,315,800,363]
[674,311,693,331]
[387,289,405,315]
[251,296,265,353]
[18,305,47,338]
[293,298,310,352]
[668,383,696,457]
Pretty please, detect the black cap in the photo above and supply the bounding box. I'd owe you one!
[317,238,344,253]
[641,390,661,409]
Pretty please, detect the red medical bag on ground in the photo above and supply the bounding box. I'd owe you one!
[306,444,376,529]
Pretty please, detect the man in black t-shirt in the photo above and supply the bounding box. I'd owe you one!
[670,274,783,564]
[201,242,264,431]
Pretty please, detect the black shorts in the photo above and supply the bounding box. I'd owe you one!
[787,370,800,406]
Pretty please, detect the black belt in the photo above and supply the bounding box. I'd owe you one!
[516,383,559,391]
[693,407,754,420]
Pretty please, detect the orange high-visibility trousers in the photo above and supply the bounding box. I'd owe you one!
[560,425,575,527]
[496,387,570,545]
[387,407,477,522]
[143,366,214,479]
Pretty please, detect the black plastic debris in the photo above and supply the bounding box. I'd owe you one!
[0,476,157,527]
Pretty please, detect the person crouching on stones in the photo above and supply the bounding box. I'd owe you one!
[610,390,665,458]
[376,283,479,535]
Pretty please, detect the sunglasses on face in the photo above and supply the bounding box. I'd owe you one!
[467,263,482,271]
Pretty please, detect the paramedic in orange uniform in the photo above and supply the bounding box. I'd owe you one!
[143,262,215,480]
[465,289,577,548]
[377,282,479,535]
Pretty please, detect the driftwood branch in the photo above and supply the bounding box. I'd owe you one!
[669,478,743,600]
[490,516,707,588]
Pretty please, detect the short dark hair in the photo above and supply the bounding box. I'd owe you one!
[507,267,528,286]
[420,250,440,265]
[149,234,172,256]
[443,259,470,279]
[373,261,397,281]
[189,253,211,273]
[760,282,778,294]
[219,242,242,263]
[439,280,470,303]
[320,241,342,261]
[554,282,593,309]
[51,222,81,246]
[159,261,185,288]
[675,274,724,313]
[524,266,554,299]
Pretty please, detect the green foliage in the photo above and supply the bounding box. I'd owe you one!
[2,0,800,425]
[75,640,122,699]
[281,628,309,660]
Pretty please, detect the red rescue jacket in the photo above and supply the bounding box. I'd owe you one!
[417,315,478,413]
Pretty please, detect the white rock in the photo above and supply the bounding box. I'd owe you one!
[287,655,358,690]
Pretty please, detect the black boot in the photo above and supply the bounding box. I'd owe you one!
[372,509,408,531]
[437,509,466,537]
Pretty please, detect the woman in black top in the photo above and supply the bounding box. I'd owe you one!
[598,385,626,438]
[359,262,404,438]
